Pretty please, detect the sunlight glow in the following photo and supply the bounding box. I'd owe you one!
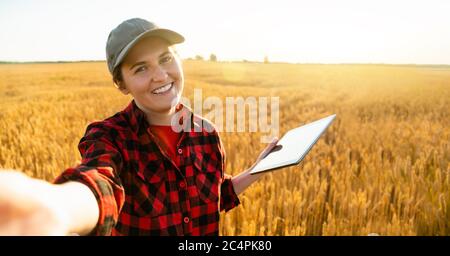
[0,0,449,64]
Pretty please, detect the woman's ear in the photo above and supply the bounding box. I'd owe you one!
[119,85,130,95]
[115,81,129,95]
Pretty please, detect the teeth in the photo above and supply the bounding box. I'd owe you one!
[152,83,173,94]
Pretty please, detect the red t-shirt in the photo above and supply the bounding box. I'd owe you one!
[148,125,182,166]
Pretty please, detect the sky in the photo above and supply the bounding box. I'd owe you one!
[0,0,449,64]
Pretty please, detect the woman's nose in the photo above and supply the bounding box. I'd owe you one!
[151,66,169,82]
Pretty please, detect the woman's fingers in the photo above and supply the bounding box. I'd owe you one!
[247,137,279,173]
[246,137,279,172]
[256,137,279,162]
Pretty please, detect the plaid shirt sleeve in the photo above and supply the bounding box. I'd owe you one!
[220,174,240,212]
[53,122,125,235]
[215,131,240,212]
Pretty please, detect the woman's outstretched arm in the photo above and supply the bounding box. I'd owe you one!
[0,171,99,235]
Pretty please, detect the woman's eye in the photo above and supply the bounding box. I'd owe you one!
[135,66,147,73]
[160,55,173,64]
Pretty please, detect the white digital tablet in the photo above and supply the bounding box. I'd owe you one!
[250,114,336,175]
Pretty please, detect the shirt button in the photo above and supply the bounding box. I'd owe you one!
[177,148,183,154]
[183,217,190,224]
[179,181,186,189]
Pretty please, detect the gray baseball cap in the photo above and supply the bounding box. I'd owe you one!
[106,18,184,74]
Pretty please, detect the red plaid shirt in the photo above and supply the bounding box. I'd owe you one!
[54,100,240,235]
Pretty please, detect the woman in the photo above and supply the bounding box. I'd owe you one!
[0,18,277,236]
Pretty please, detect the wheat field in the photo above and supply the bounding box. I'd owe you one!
[0,61,449,235]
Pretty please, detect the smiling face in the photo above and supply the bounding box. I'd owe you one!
[117,36,184,122]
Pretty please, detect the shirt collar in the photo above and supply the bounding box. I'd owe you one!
[124,99,199,134]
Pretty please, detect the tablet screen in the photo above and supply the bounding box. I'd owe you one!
[250,114,336,174]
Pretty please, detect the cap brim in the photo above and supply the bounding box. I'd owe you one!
[114,28,184,71]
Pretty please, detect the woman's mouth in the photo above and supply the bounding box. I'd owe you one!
[151,82,174,95]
